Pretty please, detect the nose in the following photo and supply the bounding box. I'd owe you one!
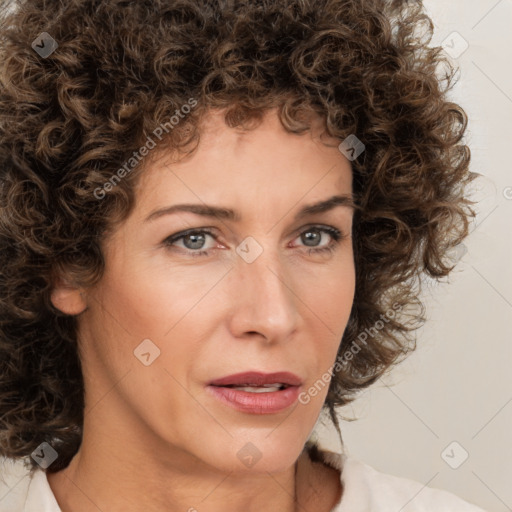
[227,246,299,344]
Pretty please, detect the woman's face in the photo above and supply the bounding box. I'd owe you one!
[63,108,356,475]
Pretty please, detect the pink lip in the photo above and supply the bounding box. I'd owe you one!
[206,371,303,415]
[206,385,301,414]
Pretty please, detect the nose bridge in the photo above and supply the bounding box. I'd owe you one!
[230,242,298,341]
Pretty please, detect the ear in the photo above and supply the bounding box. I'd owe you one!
[50,274,87,316]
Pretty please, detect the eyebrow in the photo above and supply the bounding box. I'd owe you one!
[144,194,357,223]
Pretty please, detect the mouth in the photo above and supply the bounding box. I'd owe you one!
[208,371,303,388]
[206,371,303,414]
[215,383,290,393]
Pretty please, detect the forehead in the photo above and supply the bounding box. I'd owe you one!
[132,108,353,223]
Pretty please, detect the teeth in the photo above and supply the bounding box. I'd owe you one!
[232,384,284,393]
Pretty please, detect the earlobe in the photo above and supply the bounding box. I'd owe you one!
[50,281,87,316]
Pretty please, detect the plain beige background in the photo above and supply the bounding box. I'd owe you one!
[315,1,512,510]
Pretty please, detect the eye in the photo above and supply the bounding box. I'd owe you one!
[162,225,347,258]
[291,225,344,255]
[163,228,218,257]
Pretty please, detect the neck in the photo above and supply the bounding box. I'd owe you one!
[46,419,313,512]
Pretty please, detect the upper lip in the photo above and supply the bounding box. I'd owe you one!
[209,371,303,387]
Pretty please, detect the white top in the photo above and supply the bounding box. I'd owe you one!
[0,444,487,512]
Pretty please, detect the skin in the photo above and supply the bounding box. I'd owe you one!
[48,107,355,512]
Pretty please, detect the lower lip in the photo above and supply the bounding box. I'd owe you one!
[206,385,301,414]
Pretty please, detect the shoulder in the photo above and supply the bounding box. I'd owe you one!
[0,456,61,512]
[306,442,488,512]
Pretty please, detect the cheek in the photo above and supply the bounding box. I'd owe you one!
[96,255,226,338]
[90,259,232,384]
[299,258,355,327]
[302,262,356,370]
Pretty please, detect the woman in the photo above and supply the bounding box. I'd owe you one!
[0,0,486,510]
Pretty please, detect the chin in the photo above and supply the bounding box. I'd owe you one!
[193,429,308,475]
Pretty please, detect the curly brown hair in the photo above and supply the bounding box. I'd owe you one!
[0,0,477,473]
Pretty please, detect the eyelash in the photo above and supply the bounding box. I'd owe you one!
[162,225,346,258]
